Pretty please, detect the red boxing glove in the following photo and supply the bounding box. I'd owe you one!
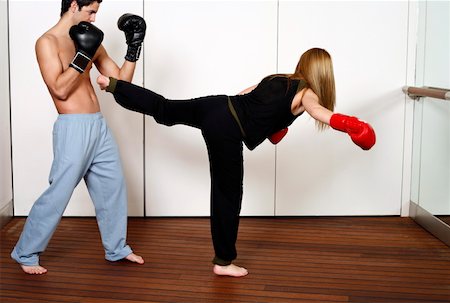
[268,128,288,144]
[330,113,376,150]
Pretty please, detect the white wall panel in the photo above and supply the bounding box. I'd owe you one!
[0,0,12,211]
[276,1,409,215]
[10,0,57,216]
[144,0,278,216]
[10,0,144,216]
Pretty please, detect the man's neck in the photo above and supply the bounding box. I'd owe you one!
[55,14,77,34]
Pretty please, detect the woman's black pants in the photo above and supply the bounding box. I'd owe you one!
[111,80,244,265]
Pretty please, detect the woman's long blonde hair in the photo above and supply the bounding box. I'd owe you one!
[290,48,336,129]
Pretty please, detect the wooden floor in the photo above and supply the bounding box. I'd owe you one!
[1,216,450,303]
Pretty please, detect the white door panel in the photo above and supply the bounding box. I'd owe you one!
[144,1,278,216]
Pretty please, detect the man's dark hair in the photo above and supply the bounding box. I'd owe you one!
[60,0,102,17]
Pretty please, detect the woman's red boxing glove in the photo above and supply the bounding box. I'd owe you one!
[330,113,376,150]
[268,128,288,144]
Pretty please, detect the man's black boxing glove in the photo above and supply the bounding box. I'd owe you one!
[117,13,146,62]
[69,21,104,73]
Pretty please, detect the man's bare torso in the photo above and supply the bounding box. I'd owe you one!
[38,26,100,114]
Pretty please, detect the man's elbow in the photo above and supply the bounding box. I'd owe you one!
[50,87,70,101]
[117,73,133,82]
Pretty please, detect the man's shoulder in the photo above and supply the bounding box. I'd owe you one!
[37,30,57,43]
[35,30,60,53]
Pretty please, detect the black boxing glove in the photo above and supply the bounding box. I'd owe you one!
[69,21,104,73]
[117,13,146,62]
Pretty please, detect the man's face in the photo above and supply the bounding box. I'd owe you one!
[74,2,100,23]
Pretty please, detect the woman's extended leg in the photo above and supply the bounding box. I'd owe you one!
[98,75,212,128]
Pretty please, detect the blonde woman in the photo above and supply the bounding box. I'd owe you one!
[97,48,375,277]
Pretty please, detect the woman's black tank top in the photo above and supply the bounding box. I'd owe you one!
[229,75,306,150]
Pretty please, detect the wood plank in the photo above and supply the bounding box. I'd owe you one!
[1,217,449,302]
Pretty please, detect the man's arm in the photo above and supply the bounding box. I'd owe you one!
[94,14,146,82]
[94,46,136,81]
[36,35,82,101]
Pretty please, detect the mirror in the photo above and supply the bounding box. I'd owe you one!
[411,0,450,226]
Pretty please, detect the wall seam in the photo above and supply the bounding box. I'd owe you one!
[274,0,280,216]
[142,0,146,217]
[7,0,14,217]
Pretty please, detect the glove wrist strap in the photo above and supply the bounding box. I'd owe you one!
[125,45,142,62]
[70,51,91,73]
[330,113,348,132]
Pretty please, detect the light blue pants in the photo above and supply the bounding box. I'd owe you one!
[11,113,132,266]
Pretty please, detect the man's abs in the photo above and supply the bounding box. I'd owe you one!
[53,78,101,114]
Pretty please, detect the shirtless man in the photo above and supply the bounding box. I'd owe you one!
[11,0,146,274]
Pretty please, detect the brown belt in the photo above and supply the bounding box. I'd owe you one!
[227,97,246,138]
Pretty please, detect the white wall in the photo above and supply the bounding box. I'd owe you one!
[10,0,412,217]
[275,1,409,215]
[0,0,13,215]
[10,0,144,216]
[142,0,410,216]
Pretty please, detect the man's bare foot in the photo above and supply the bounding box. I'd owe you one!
[20,264,47,275]
[213,264,248,277]
[125,253,144,264]
[96,75,110,90]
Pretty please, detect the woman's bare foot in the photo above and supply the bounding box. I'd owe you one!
[20,264,48,275]
[213,264,248,277]
[97,75,110,90]
[125,253,144,264]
